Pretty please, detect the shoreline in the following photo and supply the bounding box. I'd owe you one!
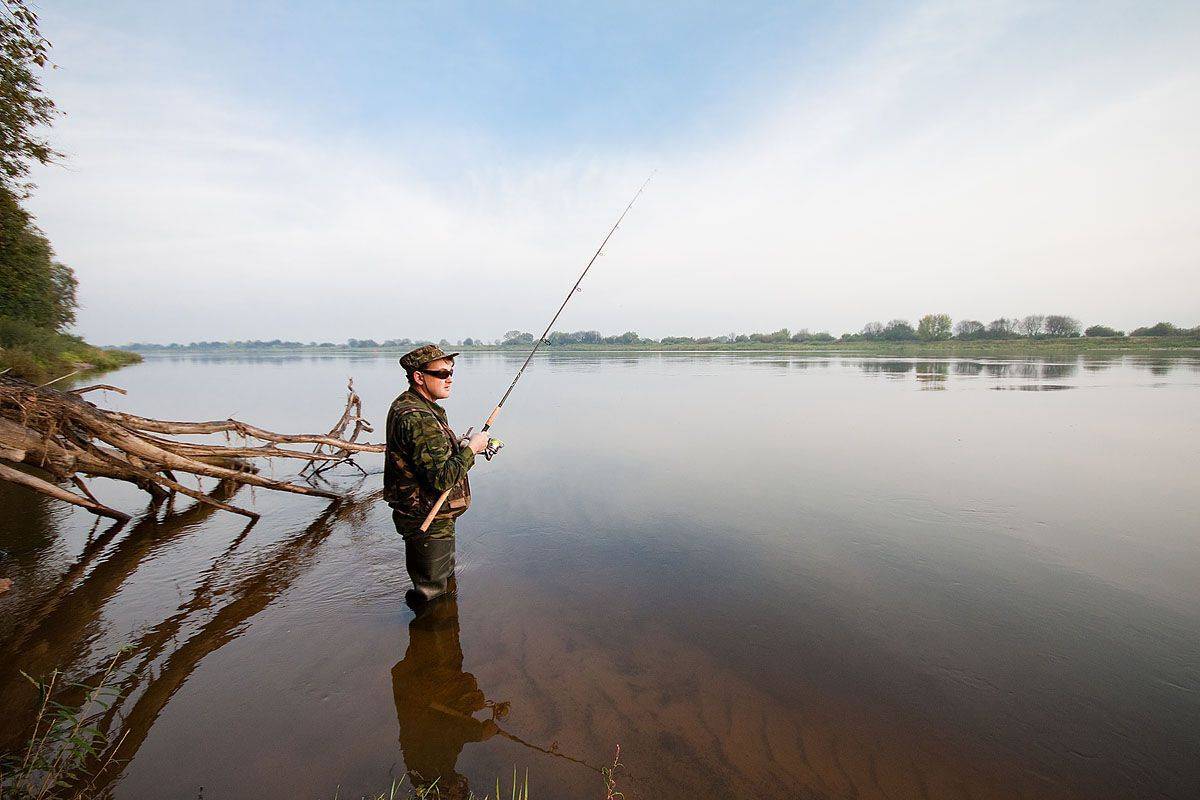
[118,337,1199,359]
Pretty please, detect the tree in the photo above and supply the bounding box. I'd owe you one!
[0,186,77,329]
[1,0,61,194]
[1019,315,1046,337]
[954,319,984,339]
[1084,325,1123,338]
[860,321,884,339]
[1044,315,1081,337]
[502,330,534,345]
[882,319,918,341]
[987,318,1018,337]
[1130,322,1179,337]
[917,314,952,341]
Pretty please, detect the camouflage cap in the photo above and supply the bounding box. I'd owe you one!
[399,344,460,372]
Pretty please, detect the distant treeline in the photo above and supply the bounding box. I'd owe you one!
[119,316,1199,352]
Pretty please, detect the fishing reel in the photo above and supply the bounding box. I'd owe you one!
[459,428,505,461]
[482,437,504,461]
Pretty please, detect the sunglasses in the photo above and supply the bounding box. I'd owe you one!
[419,368,454,380]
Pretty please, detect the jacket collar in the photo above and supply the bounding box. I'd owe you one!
[399,388,446,420]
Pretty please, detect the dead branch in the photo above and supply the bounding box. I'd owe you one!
[0,462,130,522]
[69,384,128,396]
[0,375,385,521]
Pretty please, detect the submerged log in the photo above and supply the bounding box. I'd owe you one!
[0,375,384,522]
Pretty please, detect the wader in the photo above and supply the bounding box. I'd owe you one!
[395,511,456,602]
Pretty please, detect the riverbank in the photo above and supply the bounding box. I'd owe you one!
[123,336,1199,359]
[0,317,142,383]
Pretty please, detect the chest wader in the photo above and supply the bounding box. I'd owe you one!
[386,405,471,603]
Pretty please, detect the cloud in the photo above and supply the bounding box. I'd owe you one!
[27,1,1200,344]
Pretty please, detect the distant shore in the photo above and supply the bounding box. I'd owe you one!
[120,336,1198,358]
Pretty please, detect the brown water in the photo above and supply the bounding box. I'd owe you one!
[1,351,1198,799]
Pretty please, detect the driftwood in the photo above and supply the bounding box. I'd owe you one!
[0,374,385,522]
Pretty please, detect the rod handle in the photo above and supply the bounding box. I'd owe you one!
[484,404,501,429]
[419,487,452,532]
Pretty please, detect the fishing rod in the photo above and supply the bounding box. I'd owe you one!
[419,174,653,532]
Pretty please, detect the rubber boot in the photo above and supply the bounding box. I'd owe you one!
[404,534,456,603]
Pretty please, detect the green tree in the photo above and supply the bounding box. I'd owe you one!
[1,0,61,194]
[502,330,535,345]
[0,186,77,329]
[1084,324,1123,337]
[1130,322,1179,337]
[917,313,952,341]
[882,319,918,341]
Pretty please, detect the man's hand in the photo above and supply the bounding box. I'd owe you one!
[465,431,489,454]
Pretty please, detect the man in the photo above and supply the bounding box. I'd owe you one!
[385,345,488,605]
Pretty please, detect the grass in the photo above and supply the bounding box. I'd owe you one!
[0,317,141,384]
[2,659,620,800]
[0,655,127,800]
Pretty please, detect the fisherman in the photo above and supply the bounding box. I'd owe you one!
[385,345,488,606]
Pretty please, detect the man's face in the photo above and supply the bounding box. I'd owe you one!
[414,357,455,400]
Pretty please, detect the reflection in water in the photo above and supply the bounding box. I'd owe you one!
[2,352,1198,798]
[0,480,246,748]
[1081,354,1123,372]
[992,384,1075,391]
[859,360,914,376]
[392,592,498,799]
[0,485,380,792]
[1041,362,1078,380]
[915,361,949,389]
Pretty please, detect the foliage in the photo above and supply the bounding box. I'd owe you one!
[0,0,60,194]
[1044,315,1081,337]
[749,328,791,344]
[987,317,1019,337]
[1019,314,1045,337]
[0,187,77,330]
[352,770,529,800]
[602,745,624,800]
[917,313,952,341]
[1085,324,1124,337]
[502,330,535,346]
[954,319,984,338]
[1128,321,1199,338]
[882,319,918,341]
[117,318,1199,354]
[0,315,140,382]
[0,657,125,799]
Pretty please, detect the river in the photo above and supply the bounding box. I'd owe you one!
[1,351,1198,799]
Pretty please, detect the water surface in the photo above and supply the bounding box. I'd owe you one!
[1,352,1198,798]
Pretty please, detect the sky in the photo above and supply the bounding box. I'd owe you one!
[23,0,1200,344]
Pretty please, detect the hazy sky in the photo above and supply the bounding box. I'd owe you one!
[25,1,1200,344]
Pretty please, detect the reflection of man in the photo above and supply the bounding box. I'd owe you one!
[392,595,497,798]
[385,345,488,605]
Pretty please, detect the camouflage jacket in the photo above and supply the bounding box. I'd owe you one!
[384,390,474,524]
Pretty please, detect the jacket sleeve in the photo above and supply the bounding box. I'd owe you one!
[397,412,476,492]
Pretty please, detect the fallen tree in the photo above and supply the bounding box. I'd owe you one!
[0,373,384,522]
